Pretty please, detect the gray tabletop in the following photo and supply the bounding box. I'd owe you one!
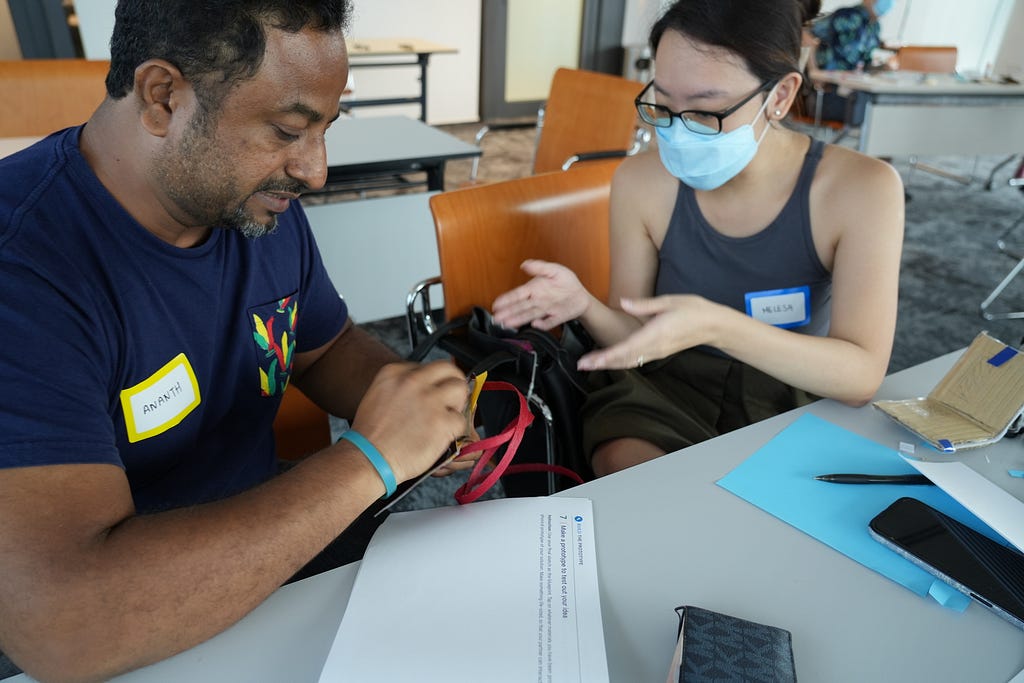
[324,115,480,168]
[564,351,1024,682]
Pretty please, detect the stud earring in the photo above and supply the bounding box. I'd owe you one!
[774,109,782,117]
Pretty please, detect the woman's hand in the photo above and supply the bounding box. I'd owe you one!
[577,295,721,370]
[492,260,592,330]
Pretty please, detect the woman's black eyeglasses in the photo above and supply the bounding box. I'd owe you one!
[634,79,778,135]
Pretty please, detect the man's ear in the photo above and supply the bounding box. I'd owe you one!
[134,59,189,137]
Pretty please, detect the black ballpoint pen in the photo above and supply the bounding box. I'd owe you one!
[815,473,933,485]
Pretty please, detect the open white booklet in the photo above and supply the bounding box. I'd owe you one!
[901,454,1024,553]
[318,496,608,682]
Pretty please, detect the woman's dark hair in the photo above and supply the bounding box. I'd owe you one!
[650,0,811,83]
[799,0,823,25]
[106,0,351,110]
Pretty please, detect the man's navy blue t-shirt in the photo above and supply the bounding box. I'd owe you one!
[0,127,348,512]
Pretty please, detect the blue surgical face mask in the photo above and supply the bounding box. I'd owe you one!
[873,0,894,16]
[655,87,775,191]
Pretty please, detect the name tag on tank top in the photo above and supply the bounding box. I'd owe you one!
[745,286,810,328]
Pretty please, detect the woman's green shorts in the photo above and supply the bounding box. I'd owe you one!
[581,347,815,461]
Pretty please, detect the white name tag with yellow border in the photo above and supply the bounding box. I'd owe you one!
[120,353,201,443]
[745,286,810,329]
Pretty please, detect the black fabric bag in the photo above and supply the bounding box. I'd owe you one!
[408,306,594,496]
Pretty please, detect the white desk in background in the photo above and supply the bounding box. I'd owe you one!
[323,115,480,193]
[6,352,1023,683]
[303,191,441,323]
[812,71,1024,157]
[0,136,41,160]
[344,38,457,122]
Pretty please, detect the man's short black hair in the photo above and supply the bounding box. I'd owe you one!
[106,0,352,109]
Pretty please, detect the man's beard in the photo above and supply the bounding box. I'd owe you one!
[225,204,279,239]
[206,179,306,240]
[157,104,305,240]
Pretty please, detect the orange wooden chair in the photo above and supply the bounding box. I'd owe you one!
[468,68,647,183]
[273,386,332,461]
[0,59,110,137]
[406,159,617,348]
[896,46,958,73]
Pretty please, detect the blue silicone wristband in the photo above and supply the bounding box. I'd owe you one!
[341,430,397,498]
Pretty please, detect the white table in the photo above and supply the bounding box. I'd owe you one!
[7,351,1024,682]
[344,38,458,122]
[0,137,41,160]
[323,115,480,193]
[575,352,1024,682]
[812,71,1024,157]
[304,192,441,323]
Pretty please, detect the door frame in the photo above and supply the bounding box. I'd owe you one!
[8,0,78,58]
[480,0,626,121]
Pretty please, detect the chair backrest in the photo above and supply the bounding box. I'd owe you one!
[428,159,617,322]
[0,59,110,137]
[532,67,642,174]
[896,46,958,73]
[273,385,332,461]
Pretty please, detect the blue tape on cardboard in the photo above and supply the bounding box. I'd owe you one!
[987,346,1018,367]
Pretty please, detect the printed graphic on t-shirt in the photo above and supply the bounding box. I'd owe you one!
[120,353,201,443]
[249,295,298,397]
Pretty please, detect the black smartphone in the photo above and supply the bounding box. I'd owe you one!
[868,496,1024,631]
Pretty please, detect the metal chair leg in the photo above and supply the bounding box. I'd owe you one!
[980,213,1024,320]
[984,154,1019,191]
[980,255,1024,320]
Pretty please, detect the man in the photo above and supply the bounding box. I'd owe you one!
[0,1,470,681]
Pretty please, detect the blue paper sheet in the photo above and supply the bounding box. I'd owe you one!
[716,413,995,609]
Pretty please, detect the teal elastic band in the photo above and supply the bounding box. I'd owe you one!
[341,429,397,498]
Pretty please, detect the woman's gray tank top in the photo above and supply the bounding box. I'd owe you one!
[654,139,831,337]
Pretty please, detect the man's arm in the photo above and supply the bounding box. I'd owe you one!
[0,357,468,683]
[289,317,401,421]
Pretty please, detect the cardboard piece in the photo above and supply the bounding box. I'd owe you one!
[873,332,1024,451]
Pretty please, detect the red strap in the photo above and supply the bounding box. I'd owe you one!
[453,381,532,503]
[452,380,583,504]
[502,463,584,485]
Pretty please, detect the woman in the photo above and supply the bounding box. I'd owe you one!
[491,0,904,476]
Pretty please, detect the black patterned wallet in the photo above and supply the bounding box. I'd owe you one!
[668,605,797,682]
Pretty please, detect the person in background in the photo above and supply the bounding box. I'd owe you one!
[0,1,473,681]
[799,0,823,70]
[492,0,904,476]
[805,0,897,124]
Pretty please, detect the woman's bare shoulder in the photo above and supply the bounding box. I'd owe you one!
[612,150,677,200]
[816,144,903,200]
[810,143,905,253]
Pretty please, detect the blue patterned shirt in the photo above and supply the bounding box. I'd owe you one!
[811,6,881,71]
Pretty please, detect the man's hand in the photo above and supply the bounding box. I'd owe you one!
[349,361,470,483]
